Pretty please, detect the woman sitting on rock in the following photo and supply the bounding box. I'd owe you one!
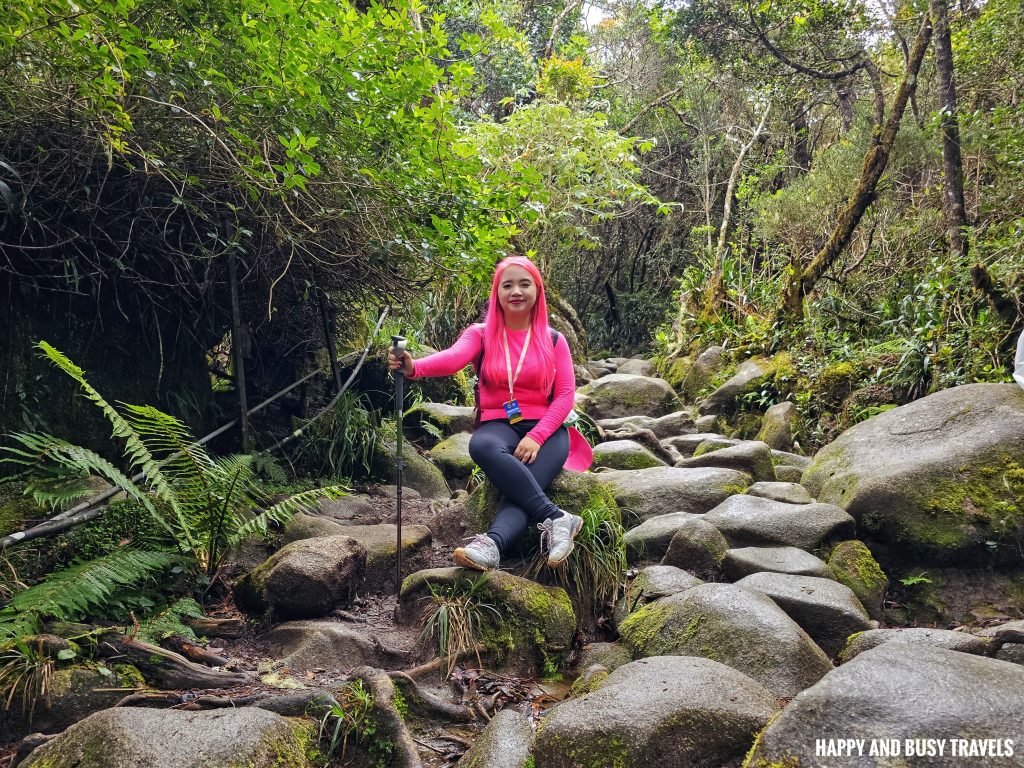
[388,256,591,571]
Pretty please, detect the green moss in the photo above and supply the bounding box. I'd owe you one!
[871,453,1024,560]
[618,599,672,651]
[111,663,146,689]
[827,540,887,618]
[391,687,408,720]
[596,446,663,471]
[663,356,693,390]
[734,412,763,440]
[742,713,793,768]
[538,730,632,768]
[568,668,608,697]
[267,719,318,767]
[523,756,536,768]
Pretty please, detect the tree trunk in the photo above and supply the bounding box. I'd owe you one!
[929,0,969,260]
[779,18,932,321]
[703,102,772,315]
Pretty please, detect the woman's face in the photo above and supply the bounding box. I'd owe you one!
[497,265,538,325]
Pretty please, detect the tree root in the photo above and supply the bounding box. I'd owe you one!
[371,634,410,660]
[349,666,423,768]
[398,644,486,678]
[387,671,477,723]
[604,428,677,465]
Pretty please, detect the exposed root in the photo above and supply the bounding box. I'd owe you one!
[349,666,423,768]
[398,644,486,678]
[387,671,477,723]
[604,428,677,465]
[371,634,410,659]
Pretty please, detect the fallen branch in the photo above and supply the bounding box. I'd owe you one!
[159,634,231,668]
[182,616,245,639]
[43,622,252,690]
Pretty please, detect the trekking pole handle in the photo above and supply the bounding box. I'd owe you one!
[391,335,408,367]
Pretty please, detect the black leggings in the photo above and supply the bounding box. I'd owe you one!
[468,419,569,553]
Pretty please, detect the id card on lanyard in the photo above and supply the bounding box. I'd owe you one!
[503,327,531,424]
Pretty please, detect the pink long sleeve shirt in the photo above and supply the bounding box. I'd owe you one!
[409,324,575,446]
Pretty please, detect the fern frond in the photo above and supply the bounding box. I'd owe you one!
[25,475,106,512]
[35,343,188,544]
[233,486,348,543]
[121,403,216,476]
[1,434,159,519]
[0,549,182,639]
[137,597,204,644]
[251,454,287,484]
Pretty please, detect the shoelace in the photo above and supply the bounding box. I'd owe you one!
[463,533,495,550]
[536,518,555,551]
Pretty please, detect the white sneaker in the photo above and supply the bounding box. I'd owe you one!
[453,534,500,571]
[538,510,584,567]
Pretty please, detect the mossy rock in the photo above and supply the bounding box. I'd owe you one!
[591,440,665,471]
[680,346,726,402]
[575,374,680,420]
[804,383,1024,565]
[428,432,476,487]
[397,568,576,676]
[377,439,451,501]
[1,663,144,739]
[534,656,780,768]
[619,583,833,699]
[827,540,888,620]
[235,536,367,619]
[815,359,866,403]
[405,402,476,444]
[465,471,617,534]
[756,402,800,452]
[455,709,534,768]
[660,355,693,390]
[19,707,319,767]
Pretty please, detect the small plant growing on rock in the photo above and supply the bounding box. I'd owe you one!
[420,575,500,678]
[321,679,374,760]
[899,572,932,587]
[0,637,54,721]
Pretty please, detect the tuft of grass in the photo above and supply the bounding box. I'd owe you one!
[526,498,627,619]
[320,679,374,760]
[420,576,500,678]
[0,637,55,722]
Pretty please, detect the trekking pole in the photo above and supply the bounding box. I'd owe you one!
[391,334,408,594]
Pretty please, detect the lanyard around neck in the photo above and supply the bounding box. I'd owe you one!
[503,327,532,398]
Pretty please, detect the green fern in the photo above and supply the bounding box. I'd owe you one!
[235,486,347,541]
[3,433,163,523]
[0,549,181,639]
[35,342,186,532]
[136,597,205,644]
[9,342,348,578]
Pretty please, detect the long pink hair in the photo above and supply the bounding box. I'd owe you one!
[481,256,556,394]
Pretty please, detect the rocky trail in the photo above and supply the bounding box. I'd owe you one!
[7,351,1024,768]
